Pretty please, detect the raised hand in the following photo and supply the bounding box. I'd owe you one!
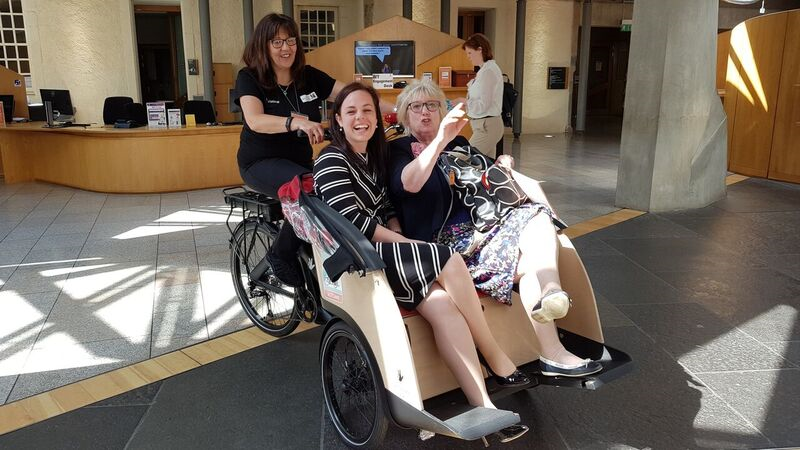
[437,102,469,144]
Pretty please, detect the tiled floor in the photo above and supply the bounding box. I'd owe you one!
[1,176,798,449]
[0,127,625,406]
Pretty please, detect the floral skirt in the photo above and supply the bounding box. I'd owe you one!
[437,203,555,305]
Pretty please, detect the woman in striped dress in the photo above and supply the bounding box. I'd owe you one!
[313,82,530,430]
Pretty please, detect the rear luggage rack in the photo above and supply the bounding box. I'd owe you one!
[223,186,284,222]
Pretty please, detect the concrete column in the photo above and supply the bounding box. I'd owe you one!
[403,0,412,20]
[575,0,591,132]
[616,0,727,212]
[199,0,214,102]
[441,0,450,33]
[282,0,293,17]
[243,0,253,44]
[512,0,526,137]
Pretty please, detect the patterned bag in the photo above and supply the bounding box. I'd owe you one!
[443,146,528,232]
[443,146,499,232]
[483,164,528,218]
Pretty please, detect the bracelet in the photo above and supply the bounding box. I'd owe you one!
[285,116,294,132]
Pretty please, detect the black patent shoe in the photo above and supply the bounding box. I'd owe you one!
[265,252,303,287]
[477,352,532,387]
[494,424,529,443]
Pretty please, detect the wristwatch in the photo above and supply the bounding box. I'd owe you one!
[285,116,294,132]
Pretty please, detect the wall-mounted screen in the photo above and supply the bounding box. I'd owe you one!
[354,41,415,78]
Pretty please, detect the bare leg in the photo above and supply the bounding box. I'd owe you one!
[436,256,517,378]
[417,284,495,408]
[517,214,586,366]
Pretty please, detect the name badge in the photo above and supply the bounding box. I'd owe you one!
[266,99,280,104]
[300,92,318,103]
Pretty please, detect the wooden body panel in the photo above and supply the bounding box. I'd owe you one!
[318,233,603,402]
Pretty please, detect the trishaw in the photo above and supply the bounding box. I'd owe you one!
[223,178,632,448]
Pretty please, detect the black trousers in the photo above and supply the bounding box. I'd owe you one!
[239,158,312,260]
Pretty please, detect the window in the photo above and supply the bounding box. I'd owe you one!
[296,6,337,52]
[0,0,30,87]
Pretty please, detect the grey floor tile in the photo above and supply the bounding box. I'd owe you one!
[619,303,793,372]
[42,220,95,237]
[156,238,196,255]
[604,236,765,273]
[61,261,156,297]
[103,194,161,208]
[764,341,800,366]
[32,232,88,250]
[45,286,154,343]
[156,250,198,269]
[581,254,691,305]
[196,243,229,265]
[3,225,47,242]
[95,205,161,224]
[697,369,800,447]
[0,291,59,351]
[590,214,700,239]
[151,308,208,341]
[666,213,800,256]
[714,179,800,213]
[21,245,83,264]
[595,293,634,328]
[571,235,624,257]
[91,381,163,407]
[0,267,14,288]
[86,221,155,241]
[0,266,70,295]
[0,374,17,404]
[533,326,770,450]
[155,267,200,287]
[9,337,151,402]
[153,282,204,314]
[79,237,158,263]
[153,227,196,242]
[0,405,149,448]
[761,253,800,281]
[656,268,800,342]
[150,335,209,357]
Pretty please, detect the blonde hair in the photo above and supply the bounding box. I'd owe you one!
[396,79,447,135]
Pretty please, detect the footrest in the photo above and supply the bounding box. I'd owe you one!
[442,407,519,441]
[222,187,283,221]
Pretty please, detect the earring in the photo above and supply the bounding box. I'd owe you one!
[339,126,343,132]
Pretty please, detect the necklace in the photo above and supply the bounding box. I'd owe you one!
[278,82,301,113]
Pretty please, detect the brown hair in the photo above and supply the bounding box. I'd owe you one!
[242,13,306,90]
[461,33,493,61]
[329,82,388,183]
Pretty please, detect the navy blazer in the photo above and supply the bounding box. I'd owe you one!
[388,135,470,242]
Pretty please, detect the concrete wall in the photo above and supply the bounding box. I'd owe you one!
[22,0,140,123]
[520,0,577,133]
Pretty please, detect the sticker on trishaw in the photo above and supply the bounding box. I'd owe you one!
[320,249,343,303]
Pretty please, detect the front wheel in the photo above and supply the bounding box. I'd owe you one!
[321,321,389,449]
[230,219,299,337]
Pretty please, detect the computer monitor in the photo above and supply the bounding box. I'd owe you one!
[354,41,415,78]
[228,88,241,114]
[0,94,13,122]
[40,89,74,121]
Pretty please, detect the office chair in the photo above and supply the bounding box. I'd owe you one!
[183,100,216,124]
[103,96,134,125]
[124,102,148,126]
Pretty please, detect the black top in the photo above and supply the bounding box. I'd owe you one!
[234,65,336,170]
[388,135,470,242]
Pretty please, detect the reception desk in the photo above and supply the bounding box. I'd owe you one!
[0,123,244,193]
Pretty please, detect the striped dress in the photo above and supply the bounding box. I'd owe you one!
[314,146,454,309]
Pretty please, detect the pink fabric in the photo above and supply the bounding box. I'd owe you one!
[411,142,426,158]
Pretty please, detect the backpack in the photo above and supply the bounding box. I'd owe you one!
[501,74,518,128]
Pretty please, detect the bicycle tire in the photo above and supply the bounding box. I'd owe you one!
[230,218,300,337]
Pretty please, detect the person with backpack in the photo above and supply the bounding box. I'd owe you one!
[457,33,505,158]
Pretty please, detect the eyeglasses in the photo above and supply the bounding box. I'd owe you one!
[407,101,441,113]
[270,37,297,48]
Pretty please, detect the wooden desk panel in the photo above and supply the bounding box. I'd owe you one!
[0,123,243,193]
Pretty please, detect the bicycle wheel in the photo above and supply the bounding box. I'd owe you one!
[230,218,300,337]
[321,321,389,449]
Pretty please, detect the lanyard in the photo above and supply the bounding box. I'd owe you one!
[279,83,301,113]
